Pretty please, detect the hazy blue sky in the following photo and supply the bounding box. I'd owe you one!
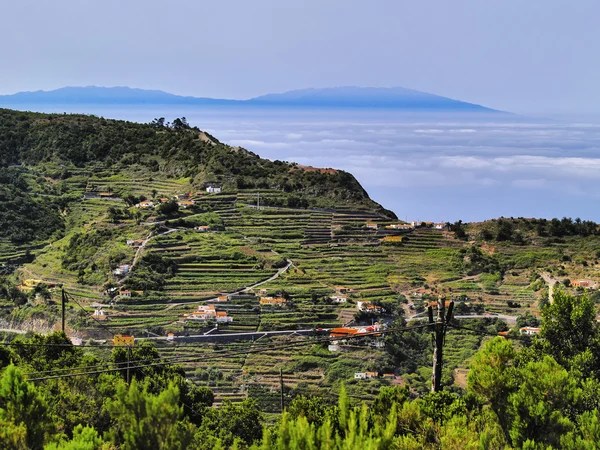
[1,0,598,114]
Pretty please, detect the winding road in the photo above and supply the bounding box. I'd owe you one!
[540,272,556,303]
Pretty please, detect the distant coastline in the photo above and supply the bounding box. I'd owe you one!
[0,85,504,113]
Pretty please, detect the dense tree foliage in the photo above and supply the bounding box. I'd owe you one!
[472,217,600,243]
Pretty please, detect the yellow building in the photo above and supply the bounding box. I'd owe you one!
[382,235,403,243]
[113,334,135,346]
[259,297,287,306]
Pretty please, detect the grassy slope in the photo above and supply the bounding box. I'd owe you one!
[2,109,600,408]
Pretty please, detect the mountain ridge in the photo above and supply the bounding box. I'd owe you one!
[0,85,502,112]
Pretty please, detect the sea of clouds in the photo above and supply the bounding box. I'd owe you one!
[14,105,600,222]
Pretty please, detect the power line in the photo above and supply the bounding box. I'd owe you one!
[25,323,434,382]
[65,291,114,338]
[446,322,529,341]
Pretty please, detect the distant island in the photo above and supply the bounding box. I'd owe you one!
[0,85,502,112]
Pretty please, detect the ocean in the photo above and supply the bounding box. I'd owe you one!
[8,104,600,222]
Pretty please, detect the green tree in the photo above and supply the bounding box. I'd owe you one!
[467,337,517,430]
[44,424,106,450]
[540,290,600,374]
[0,364,51,449]
[507,356,579,448]
[107,378,194,450]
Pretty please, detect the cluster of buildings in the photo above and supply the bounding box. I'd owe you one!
[184,304,233,323]
[354,372,396,380]
[328,324,385,352]
[135,193,196,210]
[356,301,382,313]
[365,221,446,231]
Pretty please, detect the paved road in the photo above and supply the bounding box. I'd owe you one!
[140,327,313,343]
[122,259,294,308]
[540,272,556,303]
[0,328,27,335]
[131,228,179,269]
[118,228,180,286]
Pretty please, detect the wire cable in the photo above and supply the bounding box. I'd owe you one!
[25,323,434,382]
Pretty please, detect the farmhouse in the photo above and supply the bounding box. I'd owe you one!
[217,295,229,302]
[355,372,378,379]
[206,184,222,193]
[198,304,217,315]
[572,280,593,288]
[178,200,195,209]
[113,334,135,346]
[216,311,233,323]
[113,264,130,277]
[126,239,144,248]
[365,222,378,230]
[382,235,403,243]
[330,327,360,338]
[435,223,445,230]
[520,327,541,335]
[92,308,108,321]
[135,200,154,209]
[119,290,131,298]
[195,226,210,232]
[385,224,413,231]
[331,295,347,303]
[356,301,382,313]
[260,296,287,306]
[335,286,348,294]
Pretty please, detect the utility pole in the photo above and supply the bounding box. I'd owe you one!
[61,288,67,333]
[279,367,284,412]
[431,295,445,393]
[431,295,454,393]
[127,345,132,385]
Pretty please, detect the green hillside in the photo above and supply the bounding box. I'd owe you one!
[2,108,600,414]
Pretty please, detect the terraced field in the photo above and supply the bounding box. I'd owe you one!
[9,172,579,411]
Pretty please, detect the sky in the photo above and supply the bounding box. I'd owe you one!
[1,0,599,114]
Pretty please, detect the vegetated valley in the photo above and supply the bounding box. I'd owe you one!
[1,108,600,448]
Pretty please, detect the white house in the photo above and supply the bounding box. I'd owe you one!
[206,185,222,193]
[435,223,445,230]
[386,224,413,231]
[216,312,233,323]
[135,201,155,209]
[113,264,130,277]
[354,372,367,379]
[331,295,347,303]
[92,308,108,321]
[520,327,541,335]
